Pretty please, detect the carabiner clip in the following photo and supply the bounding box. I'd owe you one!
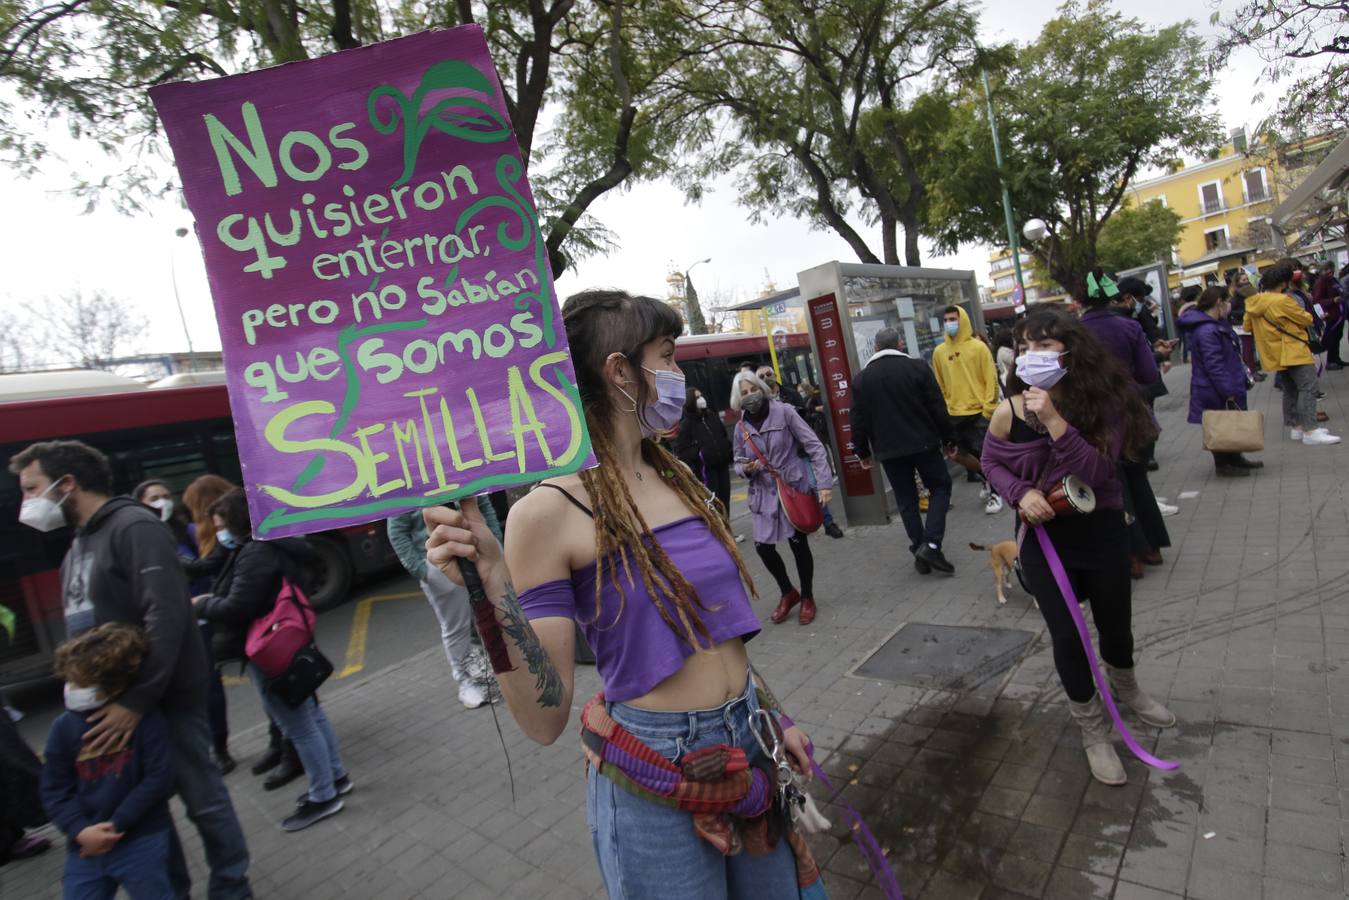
[751,707,786,767]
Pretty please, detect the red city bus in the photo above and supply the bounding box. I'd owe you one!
[674,331,818,423]
[0,372,398,688]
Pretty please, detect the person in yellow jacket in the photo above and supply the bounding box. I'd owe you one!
[1244,261,1340,445]
[931,305,1004,513]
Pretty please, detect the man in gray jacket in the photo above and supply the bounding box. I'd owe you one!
[387,499,501,708]
[12,440,252,900]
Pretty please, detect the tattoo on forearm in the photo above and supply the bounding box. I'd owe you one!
[480,581,564,708]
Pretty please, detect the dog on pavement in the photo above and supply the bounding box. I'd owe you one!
[968,541,1035,608]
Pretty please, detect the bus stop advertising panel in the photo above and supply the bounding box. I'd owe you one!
[151,26,593,539]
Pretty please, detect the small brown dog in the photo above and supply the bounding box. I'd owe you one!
[969,541,1032,607]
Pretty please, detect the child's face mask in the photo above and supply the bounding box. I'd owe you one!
[63,683,104,712]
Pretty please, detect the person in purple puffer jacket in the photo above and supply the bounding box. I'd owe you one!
[1177,286,1263,476]
[981,308,1174,788]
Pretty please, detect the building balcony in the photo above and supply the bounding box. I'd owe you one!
[1201,198,1226,215]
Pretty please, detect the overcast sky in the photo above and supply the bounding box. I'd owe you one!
[0,0,1274,356]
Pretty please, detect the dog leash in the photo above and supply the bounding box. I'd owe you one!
[804,746,905,900]
[1032,526,1179,772]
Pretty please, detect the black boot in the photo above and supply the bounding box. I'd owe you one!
[263,740,303,791]
[251,722,284,776]
[213,738,237,775]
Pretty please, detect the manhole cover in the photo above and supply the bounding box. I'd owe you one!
[852,623,1036,691]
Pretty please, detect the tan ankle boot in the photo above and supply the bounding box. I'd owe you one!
[1105,664,1177,728]
[1069,694,1126,786]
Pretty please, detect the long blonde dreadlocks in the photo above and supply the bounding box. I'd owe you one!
[564,289,757,650]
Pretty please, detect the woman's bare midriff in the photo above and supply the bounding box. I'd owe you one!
[622,637,751,712]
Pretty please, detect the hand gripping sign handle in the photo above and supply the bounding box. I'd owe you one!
[456,557,516,675]
[1033,526,1178,772]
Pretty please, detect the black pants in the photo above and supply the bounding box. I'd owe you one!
[881,450,952,552]
[1119,460,1170,554]
[198,622,230,748]
[1020,533,1134,703]
[950,414,990,484]
[1327,320,1345,365]
[756,533,813,598]
[704,465,731,523]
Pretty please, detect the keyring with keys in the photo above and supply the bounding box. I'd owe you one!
[751,708,805,818]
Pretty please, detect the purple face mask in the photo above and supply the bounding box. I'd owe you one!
[1015,350,1067,389]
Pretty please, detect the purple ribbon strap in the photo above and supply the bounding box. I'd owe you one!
[805,746,905,900]
[1033,526,1179,772]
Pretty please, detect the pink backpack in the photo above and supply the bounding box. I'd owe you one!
[244,578,316,678]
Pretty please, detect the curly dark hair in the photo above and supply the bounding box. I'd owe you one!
[8,440,113,495]
[54,623,147,698]
[208,487,252,538]
[1005,308,1158,461]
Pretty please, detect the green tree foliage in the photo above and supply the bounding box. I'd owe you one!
[1095,199,1183,274]
[1212,1,1349,134]
[924,0,1219,298]
[668,0,981,266]
[0,0,689,275]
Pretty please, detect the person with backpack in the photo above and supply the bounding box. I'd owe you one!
[194,488,351,832]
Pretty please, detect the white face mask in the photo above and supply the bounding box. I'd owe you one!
[695,396,708,410]
[64,683,104,712]
[149,498,174,521]
[19,479,70,533]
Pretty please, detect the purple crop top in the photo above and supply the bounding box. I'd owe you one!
[517,515,761,702]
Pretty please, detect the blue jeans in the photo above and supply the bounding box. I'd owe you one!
[881,449,952,551]
[247,664,346,803]
[65,828,174,900]
[586,673,800,899]
[164,710,251,900]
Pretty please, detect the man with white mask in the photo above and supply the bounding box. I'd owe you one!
[10,440,253,900]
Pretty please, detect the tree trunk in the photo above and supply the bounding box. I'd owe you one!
[881,214,899,266]
[903,227,921,267]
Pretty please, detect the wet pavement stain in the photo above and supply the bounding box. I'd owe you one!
[805,687,1179,899]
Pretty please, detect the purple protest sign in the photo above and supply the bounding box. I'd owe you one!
[151,26,593,538]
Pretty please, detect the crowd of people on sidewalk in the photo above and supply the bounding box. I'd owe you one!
[3,254,1345,898]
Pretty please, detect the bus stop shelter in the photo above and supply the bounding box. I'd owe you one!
[796,262,982,528]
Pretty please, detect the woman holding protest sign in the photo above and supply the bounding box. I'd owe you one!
[425,290,825,898]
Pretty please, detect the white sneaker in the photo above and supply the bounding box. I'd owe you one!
[1290,427,1305,441]
[1302,428,1342,446]
[984,494,1004,515]
[1156,501,1179,517]
[979,483,991,500]
[458,678,490,709]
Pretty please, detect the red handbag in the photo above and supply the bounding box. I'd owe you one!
[740,426,824,534]
[244,577,316,678]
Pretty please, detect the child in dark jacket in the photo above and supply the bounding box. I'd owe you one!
[40,623,176,900]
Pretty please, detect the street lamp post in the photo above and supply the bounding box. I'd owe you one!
[682,257,711,335]
[980,69,1027,304]
[170,226,201,373]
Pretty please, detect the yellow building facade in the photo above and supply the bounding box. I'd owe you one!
[985,249,1068,316]
[1128,133,1283,288]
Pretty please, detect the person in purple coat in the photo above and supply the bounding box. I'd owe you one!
[1177,286,1262,476]
[981,308,1174,787]
[731,371,834,626]
[1079,271,1171,578]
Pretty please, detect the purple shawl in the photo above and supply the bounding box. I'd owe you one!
[980,422,1123,511]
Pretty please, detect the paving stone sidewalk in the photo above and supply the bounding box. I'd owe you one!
[4,366,1348,899]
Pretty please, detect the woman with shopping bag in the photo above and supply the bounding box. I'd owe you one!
[1178,286,1263,476]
